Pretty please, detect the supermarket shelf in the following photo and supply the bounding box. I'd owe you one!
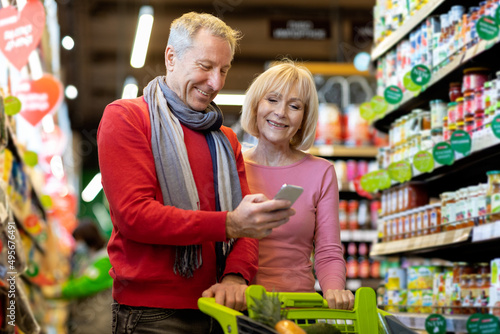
[308,145,378,158]
[370,227,472,256]
[13,213,46,255]
[6,125,47,220]
[393,312,469,333]
[315,278,382,292]
[373,37,500,133]
[371,0,446,60]
[341,229,378,242]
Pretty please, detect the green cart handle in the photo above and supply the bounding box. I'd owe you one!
[198,297,244,334]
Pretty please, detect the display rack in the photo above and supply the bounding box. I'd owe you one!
[308,145,378,158]
[368,0,500,330]
[371,0,447,60]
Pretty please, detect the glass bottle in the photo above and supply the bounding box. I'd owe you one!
[486,171,500,222]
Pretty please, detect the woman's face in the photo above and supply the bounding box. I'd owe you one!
[256,84,305,148]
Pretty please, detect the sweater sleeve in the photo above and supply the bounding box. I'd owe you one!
[97,99,226,245]
[313,163,346,291]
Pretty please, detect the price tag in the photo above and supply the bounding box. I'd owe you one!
[387,161,412,183]
[477,16,499,41]
[478,314,500,334]
[413,150,434,173]
[371,95,388,116]
[360,169,391,192]
[467,313,483,334]
[384,85,403,105]
[491,115,500,139]
[403,71,421,92]
[360,102,375,121]
[450,130,472,155]
[23,151,38,167]
[425,314,447,334]
[4,96,22,116]
[410,64,431,86]
[433,142,454,166]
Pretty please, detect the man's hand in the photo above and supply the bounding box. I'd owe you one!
[201,274,248,311]
[323,289,355,310]
[226,194,295,239]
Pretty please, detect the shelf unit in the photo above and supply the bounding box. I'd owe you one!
[308,145,378,158]
[369,0,500,331]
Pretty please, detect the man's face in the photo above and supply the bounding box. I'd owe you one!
[165,28,233,111]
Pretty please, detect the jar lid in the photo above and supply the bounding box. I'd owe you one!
[486,170,500,175]
[431,128,443,134]
[430,99,444,104]
[484,81,492,88]
[456,97,464,102]
[449,81,461,87]
[463,67,490,74]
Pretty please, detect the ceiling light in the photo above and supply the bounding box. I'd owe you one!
[122,76,138,99]
[213,93,246,106]
[82,173,102,202]
[65,85,78,99]
[50,155,65,180]
[130,6,154,69]
[61,36,75,50]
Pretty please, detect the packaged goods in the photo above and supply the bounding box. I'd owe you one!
[408,265,438,290]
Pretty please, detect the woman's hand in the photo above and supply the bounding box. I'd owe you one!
[323,289,354,310]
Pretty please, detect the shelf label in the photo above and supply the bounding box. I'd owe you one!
[466,313,483,334]
[478,314,500,334]
[384,85,403,105]
[4,95,22,116]
[370,95,388,116]
[23,151,38,167]
[403,71,422,92]
[450,130,471,155]
[410,64,431,86]
[360,169,391,192]
[387,160,412,183]
[497,6,500,25]
[433,142,454,166]
[412,150,434,173]
[492,115,500,139]
[477,16,499,41]
[425,314,446,334]
[360,101,375,121]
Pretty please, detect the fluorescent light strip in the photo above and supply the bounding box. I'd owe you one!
[122,76,139,99]
[130,6,154,69]
[82,173,103,202]
[213,94,246,106]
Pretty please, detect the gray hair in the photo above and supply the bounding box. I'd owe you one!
[168,12,242,59]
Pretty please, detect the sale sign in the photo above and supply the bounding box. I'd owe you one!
[14,74,63,126]
[0,0,46,70]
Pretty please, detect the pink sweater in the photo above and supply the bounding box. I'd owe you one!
[245,154,346,293]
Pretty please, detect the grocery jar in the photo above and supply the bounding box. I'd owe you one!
[431,128,443,146]
[447,101,458,125]
[477,183,488,225]
[429,203,442,234]
[430,99,447,129]
[462,67,489,94]
[443,116,449,141]
[456,96,465,124]
[486,170,500,222]
[421,205,430,236]
[440,191,456,231]
[449,81,463,101]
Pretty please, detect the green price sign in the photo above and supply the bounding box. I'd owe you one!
[478,314,500,334]
[387,160,412,183]
[40,195,53,209]
[433,142,455,166]
[477,16,499,40]
[425,314,447,334]
[360,102,375,121]
[497,6,500,25]
[492,114,500,139]
[4,96,22,116]
[23,151,38,167]
[403,71,422,92]
[410,64,431,86]
[360,169,391,192]
[370,95,388,116]
[467,313,483,334]
[412,150,434,173]
[384,85,403,105]
[450,129,471,155]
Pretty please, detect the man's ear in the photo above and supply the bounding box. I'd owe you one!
[165,46,175,71]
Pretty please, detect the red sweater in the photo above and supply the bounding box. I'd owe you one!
[97,97,258,309]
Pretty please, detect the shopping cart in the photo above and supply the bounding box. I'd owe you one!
[198,285,417,334]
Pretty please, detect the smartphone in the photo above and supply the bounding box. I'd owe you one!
[273,184,304,207]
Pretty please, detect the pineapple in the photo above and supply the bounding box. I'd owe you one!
[249,290,283,329]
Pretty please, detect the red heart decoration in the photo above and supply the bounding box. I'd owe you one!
[15,73,63,126]
[0,0,46,71]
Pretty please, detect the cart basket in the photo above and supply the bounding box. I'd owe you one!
[198,285,417,334]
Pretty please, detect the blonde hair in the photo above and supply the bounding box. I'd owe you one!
[168,12,242,59]
[241,59,319,150]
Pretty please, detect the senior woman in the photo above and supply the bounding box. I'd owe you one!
[241,59,354,310]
